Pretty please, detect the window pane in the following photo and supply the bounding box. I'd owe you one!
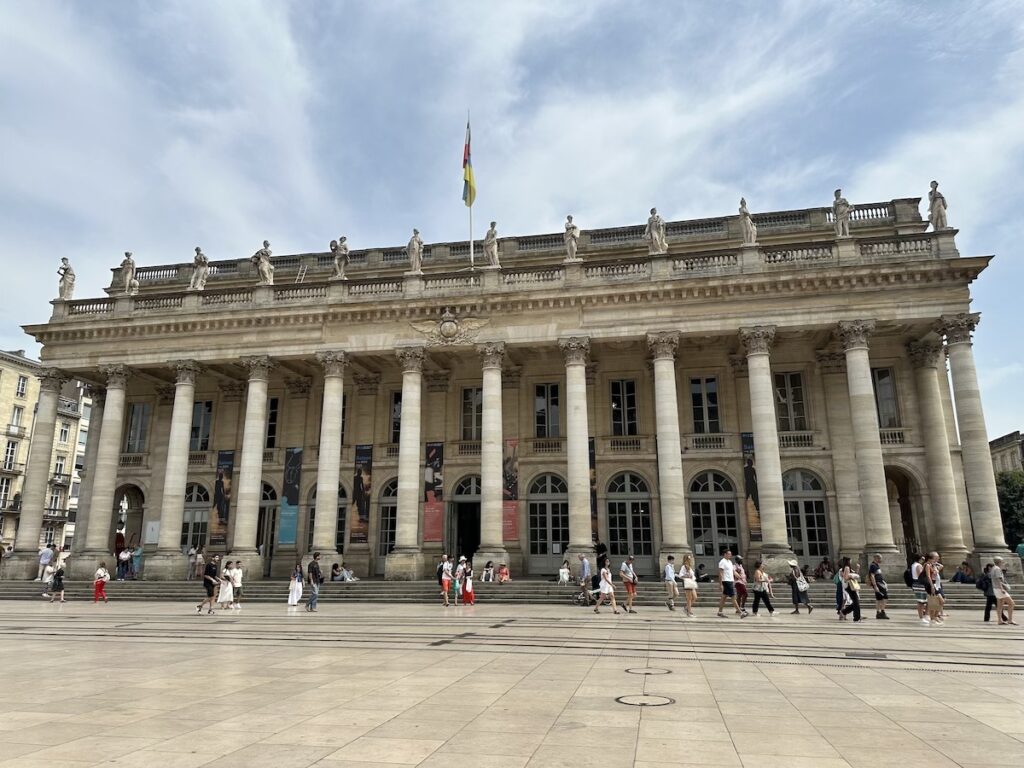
[872,368,900,429]
[265,398,279,449]
[390,392,402,443]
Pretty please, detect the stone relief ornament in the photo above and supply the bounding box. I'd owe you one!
[739,198,757,245]
[483,221,500,267]
[406,229,424,273]
[120,251,137,295]
[57,257,75,300]
[252,240,275,286]
[928,180,949,230]
[832,189,852,238]
[564,215,581,262]
[331,237,349,280]
[644,207,668,255]
[189,247,209,291]
[410,306,490,346]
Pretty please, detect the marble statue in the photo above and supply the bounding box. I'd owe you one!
[57,257,75,300]
[331,236,349,280]
[564,215,580,261]
[406,229,424,273]
[483,221,500,267]
[120,251,136,295]
[739,198,757,245]
[928,180,948,230]
[189,247,209,291]
[252,240,275,285]
[832,188,852,238]
[644,207,668,255]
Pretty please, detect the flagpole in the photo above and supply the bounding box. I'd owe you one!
[469,203,475,270]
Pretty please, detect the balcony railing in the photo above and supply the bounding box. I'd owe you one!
[1,461,25,474]
[6,424,27,438]
[779,432,815,449]
[456,441,481,457]
[598,435,653,454]
[118,453,148,469]
[50,473,71,486]
[43,507,71,520]
[188,450,211,467]
[880,428,907,446]
[683,433,736,451]
[525,437,565,455]
[262,448,280,465]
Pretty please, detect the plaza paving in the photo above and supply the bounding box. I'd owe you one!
[0,600,1021,768]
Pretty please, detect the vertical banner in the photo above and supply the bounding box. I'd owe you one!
[278,447,302,546]
[423,442,444,542]
[210,450,234,548]
[502,438,519,541]
[589,437,598,543]
[741,432,762,543]
[351,444,373,544]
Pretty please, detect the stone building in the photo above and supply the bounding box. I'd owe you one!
[991,431,1023,474]
[5,195,1017,580]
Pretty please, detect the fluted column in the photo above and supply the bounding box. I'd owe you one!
[738,327,791,559]
[311,351,346,554]
[71,387,105,556]
[938,313,1009,554]
[647,332,690,560]
[6,370,67,578]
[148,361,202,579]
[229,356,274,575]
[908,340,968,560]
[836,320,898,556]
[386,346,425,579]
[560,336,593,554]
[476,342,508,566]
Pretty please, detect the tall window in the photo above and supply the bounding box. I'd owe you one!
[58,422,70,443]
[190,401,214,451]
[77,429,88,449]
[774,372,807,432]
[123,402,152,453]
[610,379,638,436]
[0,476,11,506]
[265,397,280,449]
[462,387,483,440]
[340,394,348,444]
[390,392,402,443]
[15,375,28,398]
[11,406,24,427]
[871,368,901,429]
[690,377,720,434]
[3,441,17,470]
[48,489,63,510]
[534,383,560,438]
[54,455,67,475]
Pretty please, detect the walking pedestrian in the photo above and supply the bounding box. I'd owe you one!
[594,556,620,614]
[619,555,638,613]
[680,555,698,616]
[455,555,467,606]
[217,561,235,609]
[230,561,243,608]
[131,543,144,579]
[787,560,813,614]
[438,554,453,607]
[187,546,197,580]
[116,547,131,580]
[307,552,323,612]
[41,561,56,598]
[35,544,56,581]
[750,560,775,616]
[717,550,742,618]
[288,562,304,607]
[577,553,593,606]
[93,562,110,603]
[197,554,220,614]
[663,555,679,611]
[991,556,1017,625]
[922,552,943,625]
[839,557,862,622]
[462,559,475,605]
[194,547,206,581]
[733,556,749,616]
[50,563,66,603]
[867,553,890,620]
[909,552,928,622]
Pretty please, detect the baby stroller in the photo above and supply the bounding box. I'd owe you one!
[572,574,601,606]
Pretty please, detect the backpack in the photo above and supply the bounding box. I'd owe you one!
[436,562,444,585]
[833,572,843,585]
[902,567,914,588]
[976,575,991,593]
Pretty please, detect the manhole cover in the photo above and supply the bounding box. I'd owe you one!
[615,694,674,707]
[625,667,671,675]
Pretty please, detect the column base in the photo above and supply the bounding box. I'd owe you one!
[143,550,189,580]
[973,549,1022,578]
[226,548,265,581]
[65,549,114,580]
[384,548,424,580]
[0,552,44,580]
[473,547,509,573]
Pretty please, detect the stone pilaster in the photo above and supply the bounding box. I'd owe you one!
[386,346,425,579]
[559,336,593,556]
[475,341,508,569]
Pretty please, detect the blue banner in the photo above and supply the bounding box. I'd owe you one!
[278,447,302,545]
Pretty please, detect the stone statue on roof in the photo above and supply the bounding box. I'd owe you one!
[483,221,500,268]
[739,198,757,245]
[407,229,424,274]
[331,236,349,280]
[833,189,852,238]
[189,247,209,291]
[928,180,949,230]
[564,215,580,262]
[120,251,137,295]
[252,240,274,285]
[644,207,668,255]
[57,257,75,300]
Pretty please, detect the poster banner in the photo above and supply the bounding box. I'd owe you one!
[423,442,444,542]
[278,447,302,545]
[210,450,235,548]
[502,438,519,541]
[589,437,598,543]
[741,432,762,543]
[351,444,373,544]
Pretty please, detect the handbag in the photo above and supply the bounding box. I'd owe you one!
[796,576,809,592]
[682,578,697,590]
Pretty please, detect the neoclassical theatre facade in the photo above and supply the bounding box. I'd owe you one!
[8,194,1016,580]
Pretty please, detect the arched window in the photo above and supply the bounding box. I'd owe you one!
[180,482,210,550]
[606,472,654,572]
[607,472,649,495]
[454,476,482,498]
[783,469,830,562]
[261,483,278,502]
[307,485,348,553]
[526,473,569,575]
[185,483,210,504]
[689,470,738,567]
[529,473,568,496]
[377,478,399,565]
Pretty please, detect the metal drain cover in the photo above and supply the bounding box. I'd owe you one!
[616,694,674,707]
[625,667,671,675]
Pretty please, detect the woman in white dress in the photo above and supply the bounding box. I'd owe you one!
[217,560,234,609]
[288,563,304,607]
[680,555,698,617]
[594,556,620,614]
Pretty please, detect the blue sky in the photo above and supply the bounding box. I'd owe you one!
[1,0,1021,436]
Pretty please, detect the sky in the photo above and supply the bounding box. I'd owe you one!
[0,0,1021,436]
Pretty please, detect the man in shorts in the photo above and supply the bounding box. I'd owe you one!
[663,555,678,611]
[867,553,889,620]
[619,555,638,614]
[196,554,220,614]
[717,550,740,618]
[910,553,929,623]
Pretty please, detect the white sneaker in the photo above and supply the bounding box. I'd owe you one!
[921,617,931,625]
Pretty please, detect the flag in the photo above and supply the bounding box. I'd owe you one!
[462,120,476,208]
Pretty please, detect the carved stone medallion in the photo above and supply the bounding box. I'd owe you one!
[410,306,489,346]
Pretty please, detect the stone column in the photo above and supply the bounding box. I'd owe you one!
[229,356,274,578]
[147,361,202,579]
[647,332,690,562]
[71,388,105,558]
[559,336,593,555]
[908,340,968,562]
[738,326,792,568]
[815,352,866,559]
[68,365,130,580]
[836,320,900,567]
[310,351,346,558]
[475,342,509,568]
[385,346,425,579]
[938,313,1012,561]
[6,370,67,578]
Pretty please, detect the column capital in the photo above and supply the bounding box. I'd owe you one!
[85,385,106,408]
[424,369,451,393]
[38,368,69,393]
[739,325,775,355]
[240,355,275,381]
[354,373,381,395]
[395,345,425,372]
[285,377,313,398]
[558,335,590,365]
[315,350,347,377]
[936,312,980,345]
[99,364,130,389]
[170,359,202,385]
[476,341,506,369]
[646,331,679,360]
[218,380,245,402]
[907,339,944,369]
[836,319,876,351]
[815,350,847,375]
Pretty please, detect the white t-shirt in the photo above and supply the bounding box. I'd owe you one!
[911,562,924,583]
[230,567,243,588]
[663,563,676,582]
[719,558,735,583]
[620,561,636,583]
[442,561,453,579]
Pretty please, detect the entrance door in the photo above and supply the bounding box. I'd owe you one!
[782,469,831,568]
[376,479,398,576]
[454,503,481,562]
[688,471,739,572]
[527,473,569,575]
[257,482,278,577]
[181,483,210,553]
[606,472,656,575]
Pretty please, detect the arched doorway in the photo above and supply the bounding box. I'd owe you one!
[783,469,831,567]
[606,472,655,575]
[181,482,210,552]
[885,466,922,558]
[689,470,738,571]
[112,483,145,552]
[257,482,277,577]
[450,475,481,562]
[376,478,398,575]
[527,473,569,575]
[306,485,348,554]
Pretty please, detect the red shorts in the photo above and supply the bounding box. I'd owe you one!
[624,581,637,595]
[735,583,748,600]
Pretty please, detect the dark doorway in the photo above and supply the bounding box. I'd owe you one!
[454,502,480,562]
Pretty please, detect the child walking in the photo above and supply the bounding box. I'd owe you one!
[93,562,110,603]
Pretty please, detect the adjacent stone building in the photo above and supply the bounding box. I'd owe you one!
[5,195,1018,580]
[991,431,1023,474]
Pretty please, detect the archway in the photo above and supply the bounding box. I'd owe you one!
[885,466,923,559]
[375,478,398,575]
[782,469,831,567]
[112,483,145,553]
[606,471,655,574]
[689,470,738,571]
[257,482,277,577]
[450,475,481,562]
[527,473,569,576]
